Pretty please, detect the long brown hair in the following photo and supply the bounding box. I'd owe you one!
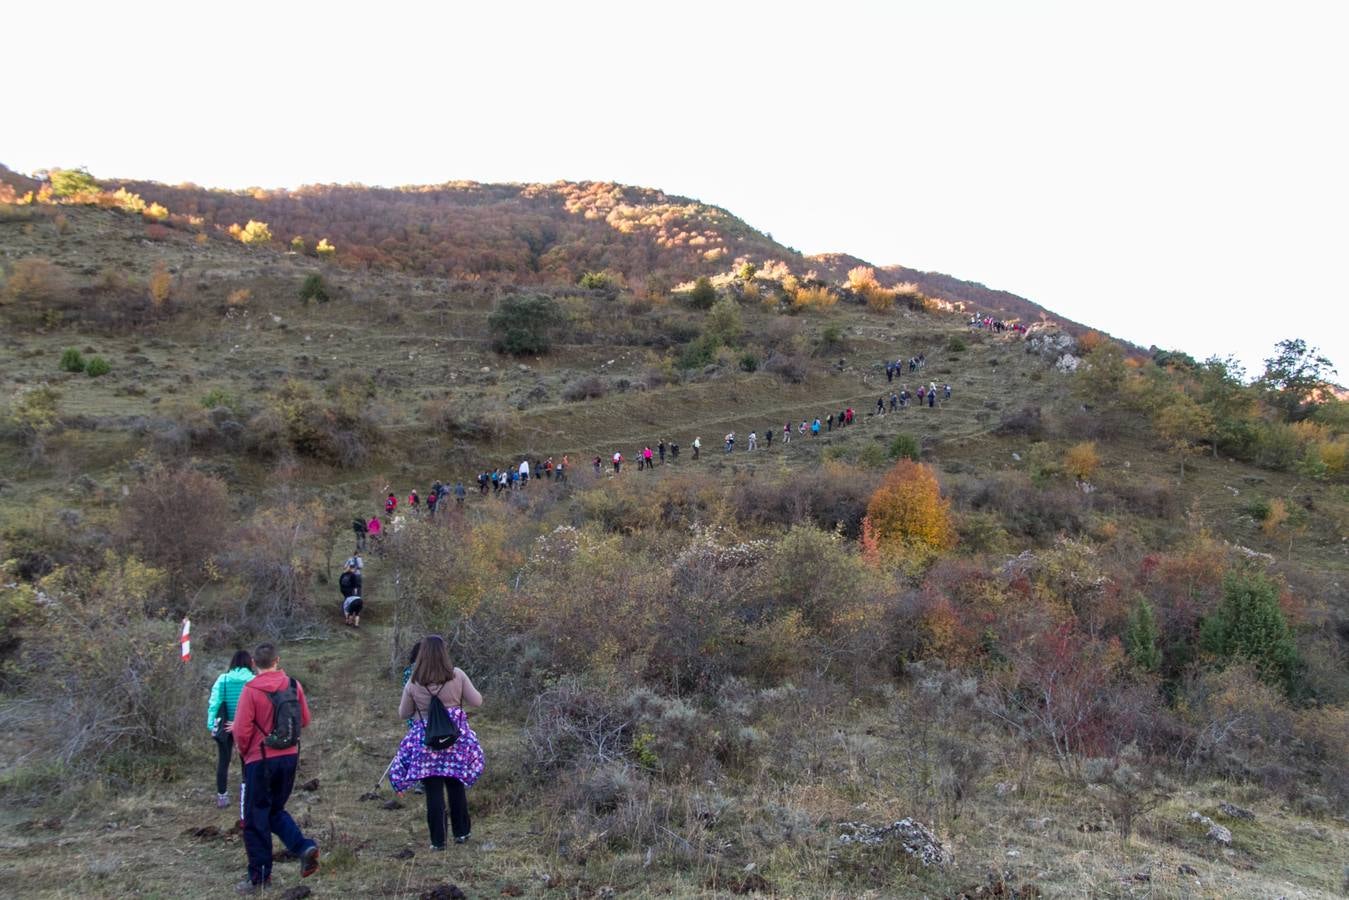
[410,635,455,687]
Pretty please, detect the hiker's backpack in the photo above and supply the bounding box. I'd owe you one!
[423,686,460,751]
[262,678,302,751]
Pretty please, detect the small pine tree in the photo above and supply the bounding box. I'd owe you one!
[1200,570,1299,690]
[85,356,111,377]
[59,347,86,373]
[688,276,716,310]
[1125,598,1162,672]
[299,274,329,304]
[889,434,920,461]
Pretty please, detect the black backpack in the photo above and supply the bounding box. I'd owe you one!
[422,684,460,751]
[262,678,302,751]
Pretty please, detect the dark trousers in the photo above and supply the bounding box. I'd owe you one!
[215,732,234,794]
[242,755,313,884]
[423,776,470,846]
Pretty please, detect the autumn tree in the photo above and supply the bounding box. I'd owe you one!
[49,167,98,198]
[705,296,743,346]
[1155,393,1214,478]
[1063,441,1100,482]
[1074,341,1130,407]
[315,238,336,259]
[7,383,61,458]
[143,202,169,221]
[3,258,60,303]
[148,261,172,307]
[233,219,272,246]
[861,459,955,563]
[290,235,307,254]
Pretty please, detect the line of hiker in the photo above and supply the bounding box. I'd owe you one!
[207,635,486,891]
[885,353,927,381]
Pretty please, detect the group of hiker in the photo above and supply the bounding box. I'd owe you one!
[885,354,926,380]
[207,634,485,892]
[968,314,1026,334]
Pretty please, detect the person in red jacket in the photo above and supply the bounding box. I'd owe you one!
[231,643,319,892]
[385,493,398,516]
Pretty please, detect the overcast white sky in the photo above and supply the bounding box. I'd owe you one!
[4,1,1345,376]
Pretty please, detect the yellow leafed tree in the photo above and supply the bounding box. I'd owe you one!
[861,459,955,562]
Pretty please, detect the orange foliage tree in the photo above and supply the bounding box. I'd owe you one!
[860,460,955,562]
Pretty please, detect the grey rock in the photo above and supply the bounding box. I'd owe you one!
[1217,802,1255,821]
[837,818,950,867]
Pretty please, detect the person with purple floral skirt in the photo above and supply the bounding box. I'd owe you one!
[392,636,485,849]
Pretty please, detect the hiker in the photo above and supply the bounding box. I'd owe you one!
[928,390,936,408]
[393,635,485,849]
[945,383,952,400]
[232,643,319,892]
[366,516,382,547]
[890,393,898,412]
[692,436,701,459]
[340,563,363,627]
[519,459,530,485]
[811,418,821,436]
[454,482,466,506]
[385,493,398,516]
[408,490,420,514]
[544,458,554,480]
[748,431,757,451]
[352,517,367,551]
[782,422,790,444]
[827,413,833,432]
[612,451,622,474]
[886,362,894,383]
[765,428,773,447]
[724,433,735,453]
[799,420,807,436]
[207,650,255,812]
[593,456,602,477]
[344,553,364,576]
[643,446,654,470]
[658,441,666,464]
[426,486,439,518]
[557,456,568,482]
[877,397,885,415]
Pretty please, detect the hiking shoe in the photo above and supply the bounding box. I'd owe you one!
[234,879,268,894]
[454,833,470,844]
[300,844,320,878]
[217,793,230,809]
[429,843,445,852]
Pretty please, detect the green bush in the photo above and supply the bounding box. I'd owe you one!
[201,388,239,411]
[688,276,716,310]
[578,271,615,292]
[738,352,759,373]
[889,433,920,461]
[678,334,720,370]
[947,336,967,353]
[59,348,85,373]
[299,273,330,304]
[489,293,563,356]
[84,356,111,377]
[1200,570,1299,691]
[856,443,889,468]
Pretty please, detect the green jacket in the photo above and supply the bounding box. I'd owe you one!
[207,666,255,732]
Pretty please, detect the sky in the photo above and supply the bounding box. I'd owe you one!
[4,1,1345,377]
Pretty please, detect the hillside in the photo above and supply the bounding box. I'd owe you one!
[0,164,1087,333]
[1,190,1347,899]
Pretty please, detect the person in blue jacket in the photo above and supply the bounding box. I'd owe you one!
[207,650,255,809]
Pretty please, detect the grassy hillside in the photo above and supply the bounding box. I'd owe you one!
[1,197,1346,899]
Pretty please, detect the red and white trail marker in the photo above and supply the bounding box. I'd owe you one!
[180,618,191,662]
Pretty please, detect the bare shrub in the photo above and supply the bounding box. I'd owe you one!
[993,405,1043,438]
[420,396,505,441]
[10,554,202,786]
[763,351,809,383]
[959,472,1088,540]
[118,465,231,607]
[562,375,609,402]
[217,501,328,638]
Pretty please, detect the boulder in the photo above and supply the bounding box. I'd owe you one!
[1187,811,1231,845]
[1217,802,1255,821]
[837,818,950,867]
[1054,353,1081,374]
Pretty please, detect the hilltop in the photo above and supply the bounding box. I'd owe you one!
[0,164,1088,334]
[0,178,1346,899]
